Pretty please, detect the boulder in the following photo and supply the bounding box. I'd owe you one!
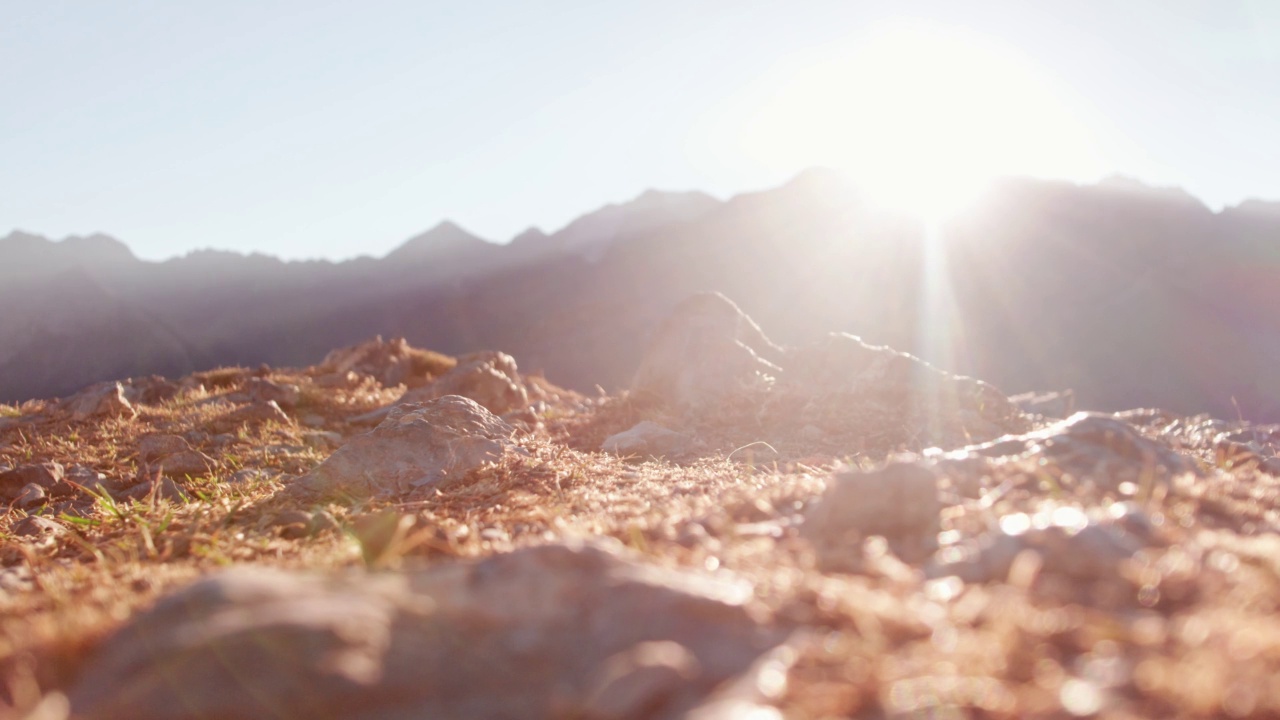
[68,541,786,720]
[633,293,783,408]
[935,412,1198,492]
[802,462,942,570]
[781,332,1029,447]
[602,421,696,459]
[63,381,137,421]
[287,395,517,500]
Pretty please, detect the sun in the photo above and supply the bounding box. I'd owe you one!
[718,21,1106,221]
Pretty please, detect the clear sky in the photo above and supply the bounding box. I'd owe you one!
[4,0,1278,261]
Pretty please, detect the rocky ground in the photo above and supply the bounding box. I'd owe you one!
[3,293,1280,719]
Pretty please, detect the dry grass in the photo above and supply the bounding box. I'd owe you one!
[3,359,1280,719]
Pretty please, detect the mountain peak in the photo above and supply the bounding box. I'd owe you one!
[510,226,548,245]
[387,221,491,261]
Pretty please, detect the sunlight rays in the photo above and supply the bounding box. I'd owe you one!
[713,20,1107,223]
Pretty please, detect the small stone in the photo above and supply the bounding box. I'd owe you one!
[246,378,301,409]
[12,515,68,540]
[802,462,941,570]
[212,401,292,431]
[138,434,192,462]
[64,382,138,421]
[399,351,528,415]
[602,421,695,459]
[15,483,47,508]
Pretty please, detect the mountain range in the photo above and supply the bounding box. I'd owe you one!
[4,169,1279,421]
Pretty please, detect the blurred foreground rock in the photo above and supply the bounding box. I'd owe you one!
[69,541,787,720]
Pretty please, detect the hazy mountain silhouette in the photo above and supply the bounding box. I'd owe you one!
[3,173,1278,420]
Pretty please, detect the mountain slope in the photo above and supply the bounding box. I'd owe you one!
[3,173,1279,420]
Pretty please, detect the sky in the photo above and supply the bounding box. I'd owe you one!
[3,0,1279,261]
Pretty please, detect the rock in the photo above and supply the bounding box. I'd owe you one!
[320,335,419,386]
[287,396,518,500]
[246,377,301,409]
[399,350,528,416]
[15,483,47,508]
[0,462,64,500]
[138,434,216,478]
[211,400,292,432]
[939,412,1198,492]
[633,292,784,408]
[603,421,696,459]
[1009,389,1076,419]
[137,434,192,461]
[123,375,181,405]
[802,463,942,570]
[69,541,785,720]
[782,332,1028,447]
[64,382,137,421]
[13,515,68,538]
[63,465,111,494]
[928,505,1157,598]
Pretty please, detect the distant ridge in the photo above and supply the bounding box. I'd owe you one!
[3,172,1280,421]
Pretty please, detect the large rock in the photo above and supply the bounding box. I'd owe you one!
[934,411,1198,492]
[63,381,137,421]
[287,395,517,500]
[633,293,784,408]
[631,294,1027,449]
[781,332,1029,447]
[68,541,786,720]
[400,351,528,416]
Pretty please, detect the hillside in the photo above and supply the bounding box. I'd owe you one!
[3,173,1279,421]
[3,296,1280,718]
